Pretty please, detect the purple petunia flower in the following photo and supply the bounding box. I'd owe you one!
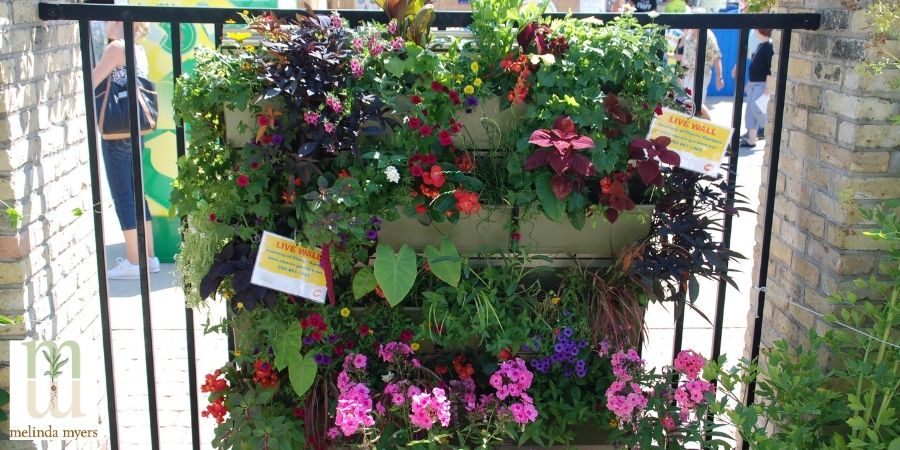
[365,229,378,241]
[465,96,479,108]
[314,354,333,365]
[271,134,283,145]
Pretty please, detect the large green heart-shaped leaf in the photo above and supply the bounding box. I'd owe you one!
[535,172,564,222]
[288,352,317,398]
[424,238,461,287]
[352,266,377,300]
[272,323,303,371]
[374,244,417,307]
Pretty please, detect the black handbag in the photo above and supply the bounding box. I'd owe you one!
[94,73,158,140]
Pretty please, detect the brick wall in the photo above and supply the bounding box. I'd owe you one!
[0,1,106,448]
[747,0,899,352]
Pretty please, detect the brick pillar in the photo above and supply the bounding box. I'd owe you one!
[747,0,899,352]
[0,1,106,447]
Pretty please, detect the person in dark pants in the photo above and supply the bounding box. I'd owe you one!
[92,21,160,279]
[740,29,773,148]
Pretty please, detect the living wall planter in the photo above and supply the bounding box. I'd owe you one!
[378,206,514,254]
[451,96,527,149]
[517,205,654,257]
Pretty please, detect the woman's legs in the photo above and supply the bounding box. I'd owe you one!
[744,82,767,145]
[101,139,156,274]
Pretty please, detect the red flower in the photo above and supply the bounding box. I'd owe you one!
[410,189,419,198]
[449,120,462,133]
[358,324,372,336]
[257,115,269,126]
[209,213,217,221]
[253,359,279,388]
[420,184,441,199]
[435,364,449,375]
[452,355,474,380]
[654,103,664,115]
[294,177,303,186]
[399,329,414,343]
[511,231,521,241]
[415,204,427,214]
[294,407,306,419]
[684,87,692,95]
[449,90,460,105]
[250,161,260,169]
[438,130,453,146]
[236,175,250,188]
[431,81,444,92]
[408,117,422,129]
[419,124,434,137]
[421,165,446,188]
[201,397,228,424]
[338,169,351,178]
[411,95,423,105]
[498,349,511,361]
[410,164,424,177]
[200,370,228,393]
[454,153,473,173]
[454,190,481,215]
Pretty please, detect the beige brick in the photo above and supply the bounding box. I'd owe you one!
[838,122,900,148]
[783,177,814,206]
[11,0,39,24]
[821,144,891,173]
[796,84,822,108]
[808,113,837,139]
[0,4,9,27]
[843,67,900,93]
[789,302,817,331]
[791,254,820,286]
[799,212,826,238]
[823,90,897,121]
[785,105,809,130]
[787,58,813,82]
[827,224,894,251]
[0,59,17,88]
[850,8,872,34]
[846,177,900,200]
[812,192,863,225]
[781,221,808,252]
[786,130,819,158]
[771,240,793,265]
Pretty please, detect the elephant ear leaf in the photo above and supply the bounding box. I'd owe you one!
[288,352,317,397]
[374,244,417,307]
[407,4,434,46]
[424,238,461,287]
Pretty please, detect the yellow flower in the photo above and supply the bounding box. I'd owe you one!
[455,74,464,84]
[236,301,245,310]
[234,349,242,357]
[470,61,479,73]
[473,77,483,87]
[227,31,252,43]
[410,342,420,351]
[550,297,560,305]
[242,9,250,15]
[225,19,237,24]
[463,85,475,95]
[610,418,619,428]
[340,307,351,318]
[244,45,256,53]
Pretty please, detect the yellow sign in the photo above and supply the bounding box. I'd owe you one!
[647,108,734,175]
[251,232,327,303]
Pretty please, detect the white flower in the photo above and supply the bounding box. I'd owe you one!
[384,166,400,183]
[647,10,660,19]
[373,151,381,160]
[382,371,395,382]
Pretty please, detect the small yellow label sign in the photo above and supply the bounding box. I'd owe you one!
[647,108,734,175]
[251,231,327,303]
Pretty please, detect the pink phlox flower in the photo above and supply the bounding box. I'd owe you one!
[409,388,451,429]
[674,350,707,380]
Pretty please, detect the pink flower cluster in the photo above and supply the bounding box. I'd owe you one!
[611,348,644,380]
[350,58,364,79]
[409,387,452,430]
[333,353,375,437]
[672,350,713,421]
[489,358,538,426]
[378,341,413,363]
[605,379,648,423]
[673,350,706,380]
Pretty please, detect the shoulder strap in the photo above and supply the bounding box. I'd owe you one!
[97,78,112,131]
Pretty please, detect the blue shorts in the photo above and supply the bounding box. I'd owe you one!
[101,138,152,231]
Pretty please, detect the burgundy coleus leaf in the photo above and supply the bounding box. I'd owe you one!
[637,160,664,186]
[569,135,595,150]
[523,149,549,171]
[551,174,574,199]
[517,22,537,49]
[604,207,619,223]
[547,149,572,175]
[570,153,596,177]
[552,116,577,138]
[528,129,555,148]
[657,148,681,166]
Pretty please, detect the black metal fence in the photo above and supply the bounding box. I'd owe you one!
[38,3,820,449]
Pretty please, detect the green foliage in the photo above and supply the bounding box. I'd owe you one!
[287,352,317,398]
[0,200,21,230]
[423,238,462,287]
[0,388,8,422]
[712,203,900,450]
[374,243,418,306]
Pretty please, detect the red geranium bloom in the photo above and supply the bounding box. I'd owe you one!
[430,81,444,92]
[236,174,250,187]
[419,184,441,199]
[438,130,453,146]
[448,90,460,105]
[449,120,462,133]
[200,370,228,393]
[454,190,481,215]
[419,124,434,137]
[408,117,422,129]
[421,165,446,188]
[455,152,474,172]
[411,95,423,105]
[359,324,371,336]
[415,204,427,214]
[410,165,424,177]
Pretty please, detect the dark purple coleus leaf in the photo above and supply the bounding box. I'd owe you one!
[551,174,574,200]
[517,22,537,49]
[525,116,596,199]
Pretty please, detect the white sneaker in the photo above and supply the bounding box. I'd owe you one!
[107,257,140,280]
[149,257,160,273]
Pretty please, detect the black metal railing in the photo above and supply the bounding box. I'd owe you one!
[39,3,820,449]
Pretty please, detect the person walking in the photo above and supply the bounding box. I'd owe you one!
[92,21,160,279]
[740,28,773,147]
[680,27,726,120]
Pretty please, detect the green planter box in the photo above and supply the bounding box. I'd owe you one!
[517,205,654,257]
[378,207,514,254]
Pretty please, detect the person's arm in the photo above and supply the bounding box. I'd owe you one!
[91,40,125,89]
[611,0,625,12]
[715,57,725,90]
